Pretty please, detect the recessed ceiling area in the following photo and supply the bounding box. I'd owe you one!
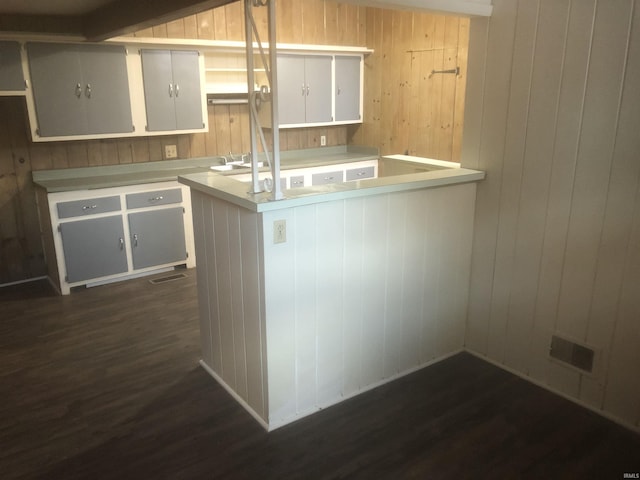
[0,0,238,41]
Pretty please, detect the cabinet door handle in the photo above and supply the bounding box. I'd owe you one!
[133,234,138,247]
[306,85,310,96]
[149,196,164,202]
[337,86,342,95]
[175,84,180,97]
[301,84,305,96]
[169,83,174,97]
[85,83,92,99]
[75,83,82,98]
[82,204,98,210]
[119,237,124,250]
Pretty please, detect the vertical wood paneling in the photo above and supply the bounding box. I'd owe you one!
[463,0,640,430]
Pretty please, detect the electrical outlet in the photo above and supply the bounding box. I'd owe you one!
[165,144,177,159]
[273,219,286,244]
[320,135,327,146]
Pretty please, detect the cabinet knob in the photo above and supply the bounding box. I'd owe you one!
[169,83,174,98]
[149,196,164,202]
[85,83,92,99]
[75,83,82,98]
[175,84,180,97]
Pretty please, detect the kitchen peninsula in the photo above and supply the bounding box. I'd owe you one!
[179,152,485,430]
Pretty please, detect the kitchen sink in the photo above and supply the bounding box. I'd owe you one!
[210,162,264,172]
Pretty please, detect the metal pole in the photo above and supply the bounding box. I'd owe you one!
[266,0,283,200]
[244,0,261,194]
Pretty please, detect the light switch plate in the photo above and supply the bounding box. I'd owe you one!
[165,144,177,159]
[274,219,286,244]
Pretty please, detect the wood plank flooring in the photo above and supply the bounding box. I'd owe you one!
[1,270,639,479]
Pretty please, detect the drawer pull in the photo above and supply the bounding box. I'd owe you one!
[356,171,367,176]
[292,180,303,185]
[82,204,98,210]
[324,176,334,181]
[149,196,164,202]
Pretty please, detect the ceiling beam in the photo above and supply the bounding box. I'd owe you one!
[83,0,240,41]
[0,14,84,37]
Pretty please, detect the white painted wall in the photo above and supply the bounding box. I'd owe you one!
[462,0,640,430]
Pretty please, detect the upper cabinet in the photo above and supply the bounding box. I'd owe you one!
[259,52,364,129]
[0,41,25,93]
[334,55,362,123]
[27,43,133,138]
[141,49,204,132]
[277,54,333,125]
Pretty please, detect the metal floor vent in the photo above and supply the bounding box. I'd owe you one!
[549,335,595,373]
[149,273,187,285]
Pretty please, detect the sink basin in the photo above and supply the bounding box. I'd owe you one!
[210,162,264,172]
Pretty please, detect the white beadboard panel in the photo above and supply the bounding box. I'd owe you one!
[503,0,570,375]
[463,0,640,430]
[190,191,214,369]
[190,193,267,423]
[262,185,476,427]
[582,1,640,410]
[464,0,519,356]
[486,0,539,364]
[239,208,267,418]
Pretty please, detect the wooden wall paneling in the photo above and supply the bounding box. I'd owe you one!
[436,47,458,160]
[292,204,318,413]
[407,11,432,156]
[337,3,359,46]
[390,10,413,155]
[224,2,245,42]
[239,207,266,418]
[166,18,186,39]
[554,0,631,365]
[204,107,218,155]
[152,24,169,38]
[302,0,325,45]
[228,207,248,400]
[228,105,244,154]
[452,18,469,163]
[176,135,191,159]
[502,0,569,376]
[29,144,53,171]
[342,198,364,397]
[464,0,519,356]
[528,0,594,392]
[377,9,394,155]
[66,142,89,168]
[183,14,198,39]
[190,132,207,158]
[213,105,232,154]
[116,140,134,164]
[86,141,103,166]
[276,0,303,44]
[315,201,345,406]
[196,10,215,40]
[484,0,538,364]
[324,0,338,46]
[587,2,640,413]
[35,186,59,288]
[212,6,228,40]
[134,26,154,37]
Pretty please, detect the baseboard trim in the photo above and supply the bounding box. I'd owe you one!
[464,349,640,435]
[198,360,270,432]
[0,275,47,288]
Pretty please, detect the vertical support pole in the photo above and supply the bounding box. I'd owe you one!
[244,0,283,201]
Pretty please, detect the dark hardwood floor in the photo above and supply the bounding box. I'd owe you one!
[1,271,639,480]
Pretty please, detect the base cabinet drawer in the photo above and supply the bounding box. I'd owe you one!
[59,215,128,283]
[57,195,121,219]
[346,165,375,181]
[126,188,183,209]
[312,170,343,186]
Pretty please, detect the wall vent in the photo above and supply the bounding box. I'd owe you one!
[549,335,595,373]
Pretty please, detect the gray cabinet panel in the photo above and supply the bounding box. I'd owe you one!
[171,50,203,130]
[312,170,343,186]
[128,207,186,269]
[126,188,182,209]
[142,49,203,132]
[81,44,133,134]
[57,195,121,219]
[345,165,375,181]
[277,55,306,125]
[304,56,332,123]
[60,215,128,283]
[27,43,86,137]
[27,43,132,137]
[335,56,361,122]
[0,41,25,91]
[141,49,176,131]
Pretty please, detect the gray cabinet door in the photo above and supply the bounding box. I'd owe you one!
[141,49,176,131]
[27,43,87,137]
[128,207,186,270]
[277,55,306,125]
[59,215,128,283]
[80,44,133,135]
[304,56,332,124]
[0,41,25,91]
[171,50,203,130]
[27,43,132,137]
[141,49,203,131]
[335,56,361,122]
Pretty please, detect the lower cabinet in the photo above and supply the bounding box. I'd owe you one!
[59,215,128,283]
[128,207,187,269]
[42,181,195,295]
